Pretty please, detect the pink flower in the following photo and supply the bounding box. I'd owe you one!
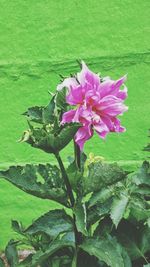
[57,61,128,150]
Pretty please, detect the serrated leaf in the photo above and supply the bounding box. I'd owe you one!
[115,220,150,260]
[87,198,112,226]
[132,161,150,186]
[127,197,150,221]
[80,235,130,267]
[88,186,114,208]
[0,163,68,206]
[74,199,88,236]
[83,161,126,194]
[31,233,75,267]
[5,240,19,267]
[42,96,55,124]
[110,194,129,227]
[25,209,73,238]
[26,123,81,154]
[23,97,56,125]
[55,88,67,111]
[23,106,43,123]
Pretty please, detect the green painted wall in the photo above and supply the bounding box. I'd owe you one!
[0,0,149,250]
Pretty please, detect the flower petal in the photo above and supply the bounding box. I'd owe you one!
[99,75,127,100]
[57,77,78,91]
[98,95,128,116]
[61,110,77,124]
[75,124,93,150]
[66,85,84,105]
[94,121,109,139]
[77,61,100,88]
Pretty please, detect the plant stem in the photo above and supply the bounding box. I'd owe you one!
[74,141,81,171]
[55,152,80,267]
[55,152,75,207]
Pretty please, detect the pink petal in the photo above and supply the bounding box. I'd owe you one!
[94,121,109,139]
[111,117,126,133]
[117,85,128,100]
[61,110,76,124]
[57,77,78,91]
[115,75,127,88]
[77,61,100,88]
[99,75,127,100]
[66,85,84,105]
[75,124,93,150]
[98,95,128,116]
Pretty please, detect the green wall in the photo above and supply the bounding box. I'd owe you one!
[0,0,150,250]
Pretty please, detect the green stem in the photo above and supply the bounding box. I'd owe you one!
[55,152,80,267]
[55,152,75,207]
[74,141,81,171]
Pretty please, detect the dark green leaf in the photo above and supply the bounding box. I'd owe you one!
[83,161,127,194]
[74,199,88,236]
[110,193,129,227]
[42,96,55,124]
[25,209,73,238]
[80,235,131,267]
[23,106,43,123]
[132,161,150,186]
[0,163,68,206]
[31,234,75,267]
[115,220,150,260]
[87,198,112,226]
[88,186,114,208]
[25,123,81,154]
[127,197,150,221]
[55,88,67,111]
[5,240,19,267]
[66,160,82,192]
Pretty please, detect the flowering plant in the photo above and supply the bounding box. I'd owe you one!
[0,62,150,267]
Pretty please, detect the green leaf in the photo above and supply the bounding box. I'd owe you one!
[127,197,150,221]
[0,258,5,267]
[143,264,150,267]
[132,161,150,186]
[0,163,68,206]
[23,96,56,125]
[88,186,114,208]
[83,161,127,194]
[55,88,67,111]
[25,123,81,154]
[42,96,55,124]
[5,240,19,267]
[31,234,75,267]
[87,198,112,226]
[12,220,24,235]
[25,209,73,238]
[74,199,88,236]
[115,220,150,260]
[66,160,82,192]
[110,194,129,227]
[80,235,131,267]
[23,106,43,123]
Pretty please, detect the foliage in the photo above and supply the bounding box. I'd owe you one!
[0,70,150,266]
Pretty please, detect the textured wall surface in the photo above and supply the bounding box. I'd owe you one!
[0,0,150,165]
[0,0,150,250]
